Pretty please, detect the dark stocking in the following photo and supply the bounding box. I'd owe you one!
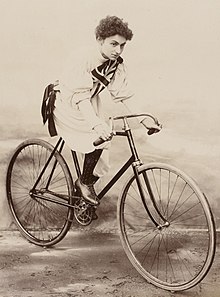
[80,149,103,185]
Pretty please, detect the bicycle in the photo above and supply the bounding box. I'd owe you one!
[6,113,216,292]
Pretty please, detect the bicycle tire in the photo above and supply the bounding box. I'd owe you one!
[6,139,74,247]
[117,162,216,291]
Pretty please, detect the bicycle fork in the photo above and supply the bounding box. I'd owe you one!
[124,118,169,230]
[132,164,170,230]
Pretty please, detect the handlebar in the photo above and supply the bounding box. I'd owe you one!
[113,113,159,123]
[93,113,161,147]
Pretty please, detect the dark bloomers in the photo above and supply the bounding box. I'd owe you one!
[95,16,133,40]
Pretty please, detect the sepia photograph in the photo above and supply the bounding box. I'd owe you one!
[0,0,220,296]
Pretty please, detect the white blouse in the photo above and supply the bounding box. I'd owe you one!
[54,44,134,153]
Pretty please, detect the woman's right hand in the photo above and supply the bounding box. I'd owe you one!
[93,122,113,142]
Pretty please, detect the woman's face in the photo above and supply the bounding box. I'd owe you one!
[98,34,127,60]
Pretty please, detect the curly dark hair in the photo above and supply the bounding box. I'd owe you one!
[95,16,133,40]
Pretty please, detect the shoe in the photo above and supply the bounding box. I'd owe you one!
[75,178,99,206]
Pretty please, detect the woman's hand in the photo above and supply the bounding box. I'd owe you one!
[93,122,113,141]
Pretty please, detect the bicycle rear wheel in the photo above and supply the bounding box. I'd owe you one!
[118,162,216,291]
[6,139,74,247]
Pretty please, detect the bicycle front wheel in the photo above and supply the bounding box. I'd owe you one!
[118,163,216,291]
[6,139,74,247]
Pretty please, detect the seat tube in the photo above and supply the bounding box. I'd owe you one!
[71,150,81,178]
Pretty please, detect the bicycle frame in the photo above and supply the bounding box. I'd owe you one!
[32,115,165,227]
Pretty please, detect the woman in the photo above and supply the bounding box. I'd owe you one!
[53,16,161,205]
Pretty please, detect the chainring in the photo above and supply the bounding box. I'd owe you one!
[74,198,97,226]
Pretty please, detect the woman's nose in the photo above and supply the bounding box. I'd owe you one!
[115,45,121,54]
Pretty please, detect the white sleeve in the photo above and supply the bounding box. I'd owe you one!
[108,63,134,102]
[108,63,146,122]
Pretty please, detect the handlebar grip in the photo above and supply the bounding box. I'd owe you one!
[147,128,158,135]
[93,137,106,146]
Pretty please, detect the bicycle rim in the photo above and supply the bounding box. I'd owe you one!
[118,162,216,291]
[6,139,74,247]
